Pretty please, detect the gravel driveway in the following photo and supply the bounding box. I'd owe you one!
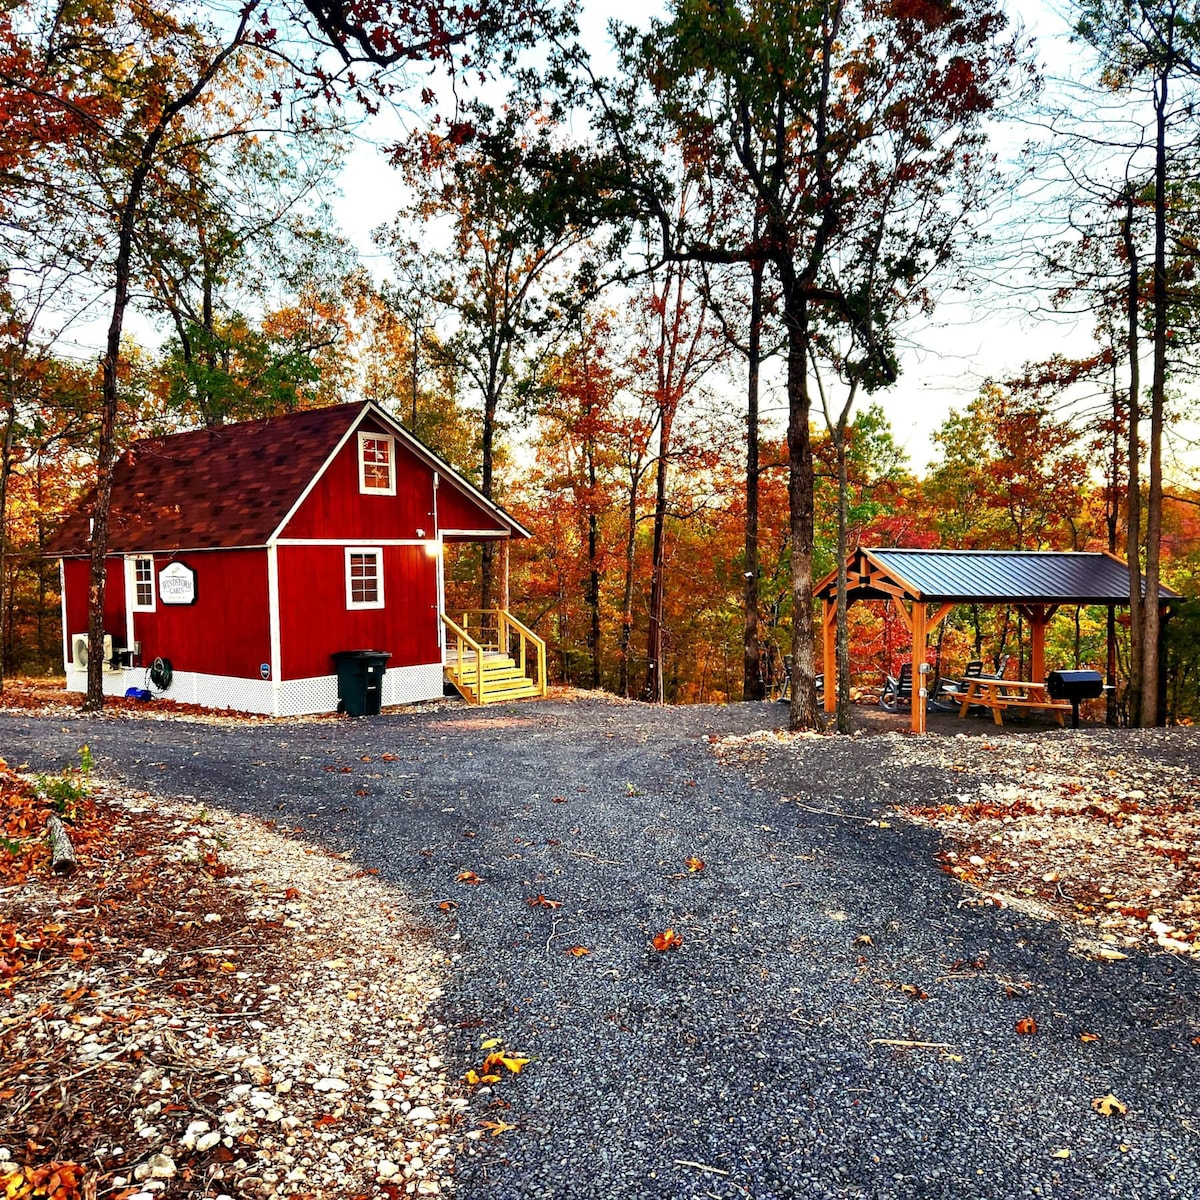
[2,698,1197,1200]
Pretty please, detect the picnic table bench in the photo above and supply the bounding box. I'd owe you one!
[957,678,1072,726]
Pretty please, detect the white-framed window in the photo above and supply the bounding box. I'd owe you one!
[358,432,396,495]
[129,555,155,611]
[345,547,384,609]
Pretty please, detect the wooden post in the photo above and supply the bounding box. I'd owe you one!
[823,599,837,713]
[1030,605,1046,682]
[499,538,510,611]
[910,602,927,734]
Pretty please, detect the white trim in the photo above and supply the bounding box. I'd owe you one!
[59,560,69,672]
[275,538,429,547]
[345,546,385,609]
[439,528,511,539]
[127,554,156,613]
[267,543,281,688]
[357,431,397,496]
[435,535,446,653]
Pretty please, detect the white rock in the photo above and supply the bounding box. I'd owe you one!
[196,1131,222,1153]
[406,1107,437,1123]
[377,1160,399,1179]
[314,1078,349,1092]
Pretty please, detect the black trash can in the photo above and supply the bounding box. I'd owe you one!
[332,650,392,717]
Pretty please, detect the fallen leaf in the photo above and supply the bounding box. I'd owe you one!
[480,1038,502,1050]
[1091,947,1128,961]
[1092,1093,1128,1117]
[685,857,705,872]
[900,983,929,1000]
[1079,1032,1101,1043]
[564,945,590,957]
[477,1119,516,1136]
[438,901,457,911]
[456,871,483,885]
[1015,1017,1038,1036]
[525,894,562,909]
[652,928,683,951]
[1051,1148,1071,1159]
[551,796,568,804]
[854,934,873,946]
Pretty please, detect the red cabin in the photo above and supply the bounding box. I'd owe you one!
[49,401,542,715]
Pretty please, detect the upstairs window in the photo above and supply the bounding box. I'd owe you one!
[346,547,384,609]
[358,432,396,495]
[130,556,155,611]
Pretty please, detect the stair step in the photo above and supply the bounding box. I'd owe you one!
[479,683,541,703]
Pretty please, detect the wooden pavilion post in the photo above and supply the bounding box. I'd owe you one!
[910,601,927,734]
[499,537,510,611]
[822,598,837,713]
[1019,604,1057,683]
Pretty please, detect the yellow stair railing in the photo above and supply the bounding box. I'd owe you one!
[442,609,547,704]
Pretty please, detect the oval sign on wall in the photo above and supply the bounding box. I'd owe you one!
[158,562,197,605]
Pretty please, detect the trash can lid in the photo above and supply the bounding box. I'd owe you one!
[332,649,392,660]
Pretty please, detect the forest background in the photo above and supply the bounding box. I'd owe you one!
[2,0,1199,723]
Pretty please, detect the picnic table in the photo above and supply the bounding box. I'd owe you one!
[957,677,1072,726]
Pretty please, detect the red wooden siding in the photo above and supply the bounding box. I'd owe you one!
[277,544,440,678]
[282,420,437,541]
[436,480,508,534]
[130,550,271,677]
[62,558,126,660]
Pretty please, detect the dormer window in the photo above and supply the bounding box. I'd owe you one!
[358,432,396,495]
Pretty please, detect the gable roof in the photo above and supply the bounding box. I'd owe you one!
[48,401,529,556]
[815,547,1179,605]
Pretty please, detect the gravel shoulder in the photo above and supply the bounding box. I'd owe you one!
[1,697,1197,1200]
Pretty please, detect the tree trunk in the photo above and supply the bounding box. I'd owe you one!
[743,258,764,701]
[47,814,78,876]
[586,470,601,692]
[834,414,853,734]
[87,166,153,710]
[619,485,637,698]
[643,411,672,703]
[785,298,819,730]
[480,383,498,613]
[1140,56,1170,727]
[1122,186,1143,726]
[0,406,14,693]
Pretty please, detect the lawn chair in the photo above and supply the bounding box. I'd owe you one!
[931,659,985,712]
[980,654,1011,680]
[879,662,912,711]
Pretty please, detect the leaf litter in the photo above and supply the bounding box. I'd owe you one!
[0,759,468,1199]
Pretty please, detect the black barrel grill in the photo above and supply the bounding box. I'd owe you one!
[1046,669,1105,728]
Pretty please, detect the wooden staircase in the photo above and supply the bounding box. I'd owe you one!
[441,610,547,705]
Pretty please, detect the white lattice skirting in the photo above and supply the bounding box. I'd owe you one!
[64,662,444,717]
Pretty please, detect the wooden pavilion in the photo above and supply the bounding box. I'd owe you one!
[814,548,1179,732]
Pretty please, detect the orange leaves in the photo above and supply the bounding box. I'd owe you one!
[899,983,929,1001]
[455,871,483,885]
[684,857,705,873]
[1015,1017,1038,1036]
[564,945,590,957]
[0,1161,87,1200]
[463,1038,532,1089]
[525,895,562,909]
[651,928,683,951]
[1079,1031,1101,1043]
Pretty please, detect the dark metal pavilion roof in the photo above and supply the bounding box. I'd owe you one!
[815,548,1179,606]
